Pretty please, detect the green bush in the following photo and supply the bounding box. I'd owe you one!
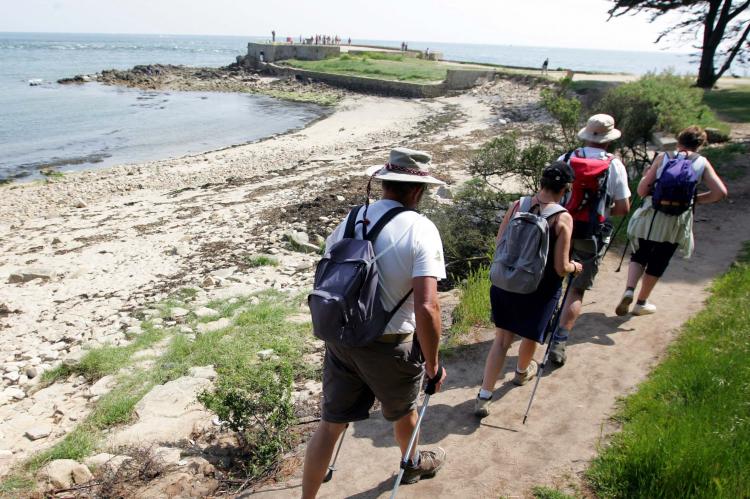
[596,72,728,174]
[541,77,583,150]
[422,179,509,282]
[199,361,296,479]
[469,133,557,195]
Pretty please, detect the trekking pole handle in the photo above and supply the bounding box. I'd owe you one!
[425,364,444,395]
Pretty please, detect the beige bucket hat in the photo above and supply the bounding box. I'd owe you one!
[577,114,622,143]
[365,148,445,185]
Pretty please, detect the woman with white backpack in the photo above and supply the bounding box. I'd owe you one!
[475,162,582,418]
[615,126,727,317]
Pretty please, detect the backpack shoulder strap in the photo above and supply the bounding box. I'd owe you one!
[540,204,567,220]
[343,205,364,239]
[518,196,533,213]
[563,150,575,162]
[365,207,413,243]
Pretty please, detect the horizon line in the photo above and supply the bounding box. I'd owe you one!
[0,30,695,56]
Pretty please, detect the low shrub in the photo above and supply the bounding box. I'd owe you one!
[199,362,296,479]
[469,133,557,195]
[596,72,728,174]
[422,179,510,283]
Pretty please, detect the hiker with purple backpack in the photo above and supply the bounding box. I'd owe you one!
[302,148,448,498]
[615,126,727,316]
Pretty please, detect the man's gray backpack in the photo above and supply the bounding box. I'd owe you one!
[308,205,413,347]
[490,197,566,294]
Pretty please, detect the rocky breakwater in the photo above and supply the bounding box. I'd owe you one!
[57,63,346,105]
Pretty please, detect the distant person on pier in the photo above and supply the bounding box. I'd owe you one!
[348,37,352,45]
[272,30,276,43]
[542,58,549,75]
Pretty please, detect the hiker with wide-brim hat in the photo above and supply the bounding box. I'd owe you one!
[549,114,632,367]
[475,162,582,418]
[302,148,448,498]
[615,126,727,317]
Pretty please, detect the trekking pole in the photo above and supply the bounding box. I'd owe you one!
[389,368,442,499]
[522,275,574,425]
[601,195,641,261]
[322,423,349,483]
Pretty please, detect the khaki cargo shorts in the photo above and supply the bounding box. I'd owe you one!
[322,339,424,423]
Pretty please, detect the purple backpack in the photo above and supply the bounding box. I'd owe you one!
[308,205,413,347]
[652,152,700,216]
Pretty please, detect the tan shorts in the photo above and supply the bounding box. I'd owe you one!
[322,340,423,423]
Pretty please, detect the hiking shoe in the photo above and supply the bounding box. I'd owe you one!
[400,447,446,485]
[632,302,657,316]
[615,289,634,316]
[513,360,538,386]
[549,339,567,366]
[474,395,492,418]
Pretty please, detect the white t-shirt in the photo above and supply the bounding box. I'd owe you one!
[558,147,631,217]
[325,199,446,335]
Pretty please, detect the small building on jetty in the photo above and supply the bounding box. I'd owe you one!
[237,42,491,98]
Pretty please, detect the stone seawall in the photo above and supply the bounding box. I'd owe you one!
[244,43,340,68]
[266,64,498,98]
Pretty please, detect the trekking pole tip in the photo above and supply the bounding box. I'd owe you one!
[522,415,528,425]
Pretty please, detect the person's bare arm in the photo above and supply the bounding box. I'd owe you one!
[413,276,445,392]
[611,198,630,217]
[637,153,662,199]
[496,200,519,241]
[553,212,582,277]
[696,161,728,204]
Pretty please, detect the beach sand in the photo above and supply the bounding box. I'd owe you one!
[0,77,548,479]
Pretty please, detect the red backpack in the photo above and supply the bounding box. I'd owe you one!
[563,149,612,238]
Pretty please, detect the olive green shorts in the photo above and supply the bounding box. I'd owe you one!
[322,340,423,423]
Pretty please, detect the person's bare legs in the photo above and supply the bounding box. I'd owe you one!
[516,338,537,372]
[394,409,419,459]
[637,274,660,302]
[560,288,584,331]
[302,421,347,499]
[626,262,645,290]
[480,328,515,392]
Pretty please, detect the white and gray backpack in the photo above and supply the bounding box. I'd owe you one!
[489,197,566,294]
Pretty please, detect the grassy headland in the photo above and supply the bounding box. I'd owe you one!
[703,85,750,123]
[587,243,750,498]
[282,52,453,83]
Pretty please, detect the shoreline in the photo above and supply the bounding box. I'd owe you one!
[0,75,551,476]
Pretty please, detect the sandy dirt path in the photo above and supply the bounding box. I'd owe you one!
[251,171,750,498]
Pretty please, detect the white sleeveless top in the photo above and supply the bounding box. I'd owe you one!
[627,151,708,258]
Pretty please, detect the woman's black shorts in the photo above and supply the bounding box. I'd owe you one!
[630,238,679,278]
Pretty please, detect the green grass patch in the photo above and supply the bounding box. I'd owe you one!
[0,474,34,496]
[703,85,750,123]
[283,53,450,83]
[10,290,315,491]
[703,142,749,180]
[587,242,750,498]
[41,323,166,384]
[532,486,577,499]
[244,254,279,268]
[450,265,491,336]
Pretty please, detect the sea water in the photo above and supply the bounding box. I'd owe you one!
[0,32,716,182]
[0,32,325,182]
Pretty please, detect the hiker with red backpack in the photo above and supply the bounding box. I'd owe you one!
[475,162,582,417]
[302,148,448,498]
[615,126,727,316]
[550,114,632,366]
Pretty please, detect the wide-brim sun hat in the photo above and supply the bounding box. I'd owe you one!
[577,114,622,143]
[365,147,446,185]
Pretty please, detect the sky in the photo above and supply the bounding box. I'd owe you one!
[2,0,693,52]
